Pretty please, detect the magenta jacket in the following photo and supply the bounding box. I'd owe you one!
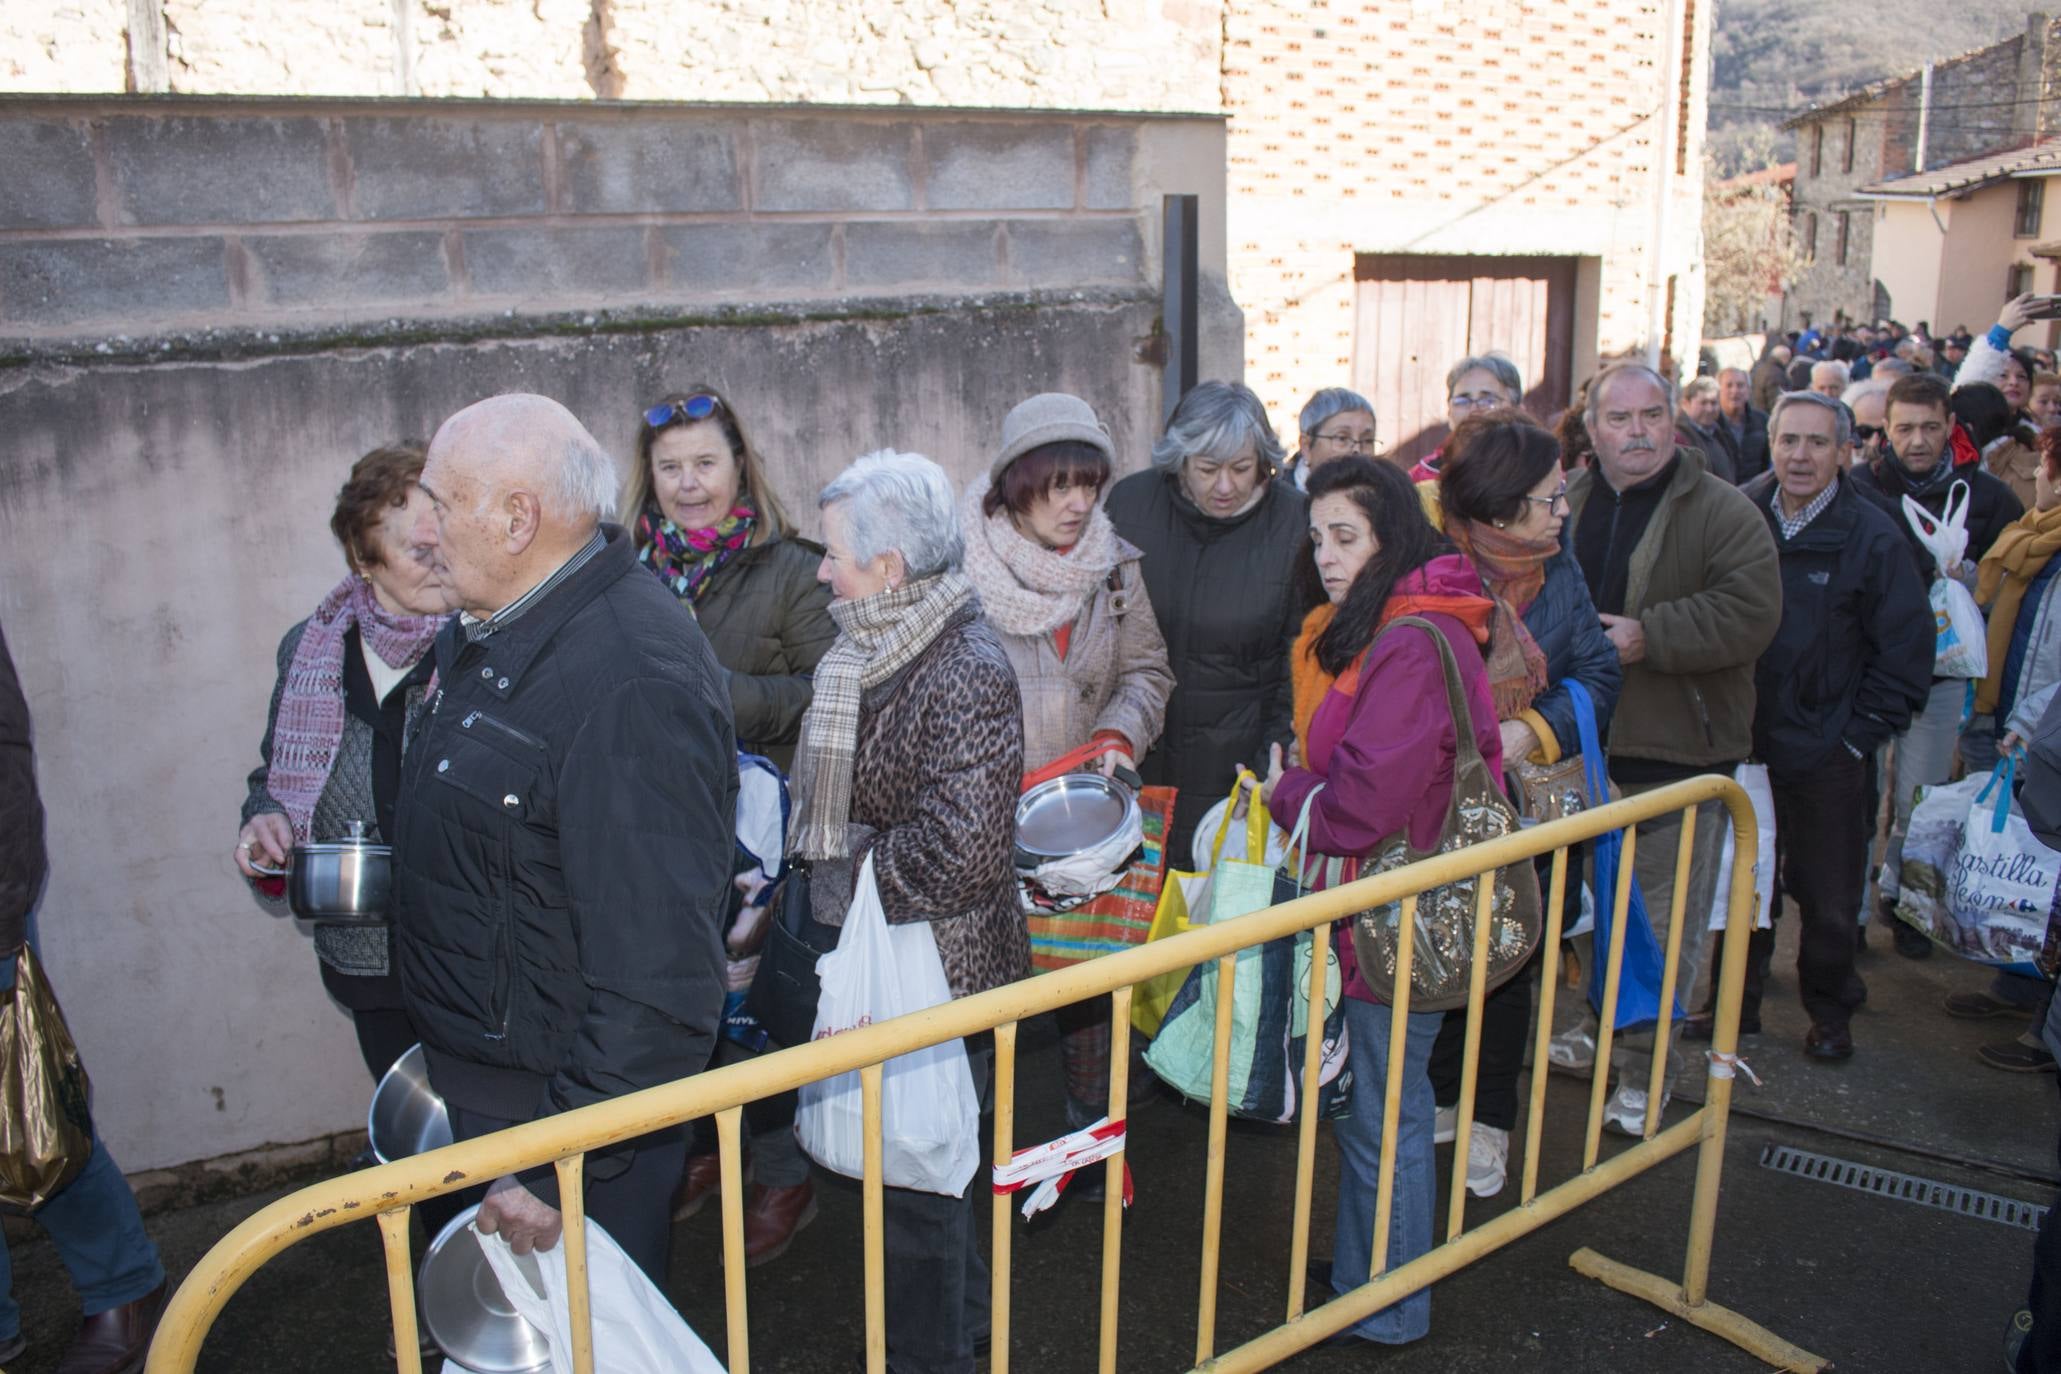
[1270,555,1505,1002]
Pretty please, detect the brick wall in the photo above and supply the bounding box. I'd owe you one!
[0,98,1189,343]
[1783,102,1884,328]
[1222,0,1708,434]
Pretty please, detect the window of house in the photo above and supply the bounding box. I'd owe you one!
[1803,211,1819,257]
[2010,263,2036,300]
[1810,124,1823,177]
[1843,117,1855,174]
[1836,211,1850,266]
[2019,179,2046,239]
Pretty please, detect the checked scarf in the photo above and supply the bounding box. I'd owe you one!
[636,504,756,605]
[788,572,975,861]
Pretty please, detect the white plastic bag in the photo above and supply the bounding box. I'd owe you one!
[471,1220,725,1374]
[795,855,981,1197]
[1902,484,1988,679]
[1709,763,1776,931]
[1895,763,2058,968]
[1028,804,1144,898]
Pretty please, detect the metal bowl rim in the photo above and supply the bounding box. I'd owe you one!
[1014,773,1141,859]
[418,1203,553,1374]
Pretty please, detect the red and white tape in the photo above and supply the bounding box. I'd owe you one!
[991,1118,1132,1219]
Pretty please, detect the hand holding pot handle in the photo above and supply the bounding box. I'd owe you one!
[237,813,293,878]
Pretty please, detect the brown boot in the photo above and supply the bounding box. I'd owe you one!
[743,1182,818,1267]
[55,1280,164,1374]
[671,1152,731,1221]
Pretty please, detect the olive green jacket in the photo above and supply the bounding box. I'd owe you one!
[689,533,836,770]
[1566,448,1782,769]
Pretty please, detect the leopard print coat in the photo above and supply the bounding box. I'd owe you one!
[809,605,1030,999]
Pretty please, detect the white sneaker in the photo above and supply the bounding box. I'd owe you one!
[1433,1103,1456,1145]
[1546,1024,1596,1074]
[1601,1083,1670,1137]
[1465,1123,1509,1198]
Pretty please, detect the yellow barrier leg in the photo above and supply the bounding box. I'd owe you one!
[990,1021,1017,1374]
[1685,811,1763,1306]
[1369,896,1418,1281]
[862,1063,886,1374]
[1286,928,1327,1322]
[1569,1249,1829,1372]
[553,1155,593,1374]
[1197,955,1236,1362]
[1446,876,1498,1242]
[1585,826,1637,1170]
[375,1208,421,1374]
[715,1107,750,1373]
[1100,986,1132,1374]
[1644,807,1697,1141]
[1521,848,1571,1204]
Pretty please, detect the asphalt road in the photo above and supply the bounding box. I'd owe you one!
[5,915,2052,1373]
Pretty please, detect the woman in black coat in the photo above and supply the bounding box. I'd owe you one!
[1104,381,1311,861]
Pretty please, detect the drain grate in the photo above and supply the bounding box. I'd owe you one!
[1758,1143,2049,1232]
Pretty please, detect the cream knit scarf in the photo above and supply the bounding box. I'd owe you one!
[959,481,1119,637]
[788,571,975,861]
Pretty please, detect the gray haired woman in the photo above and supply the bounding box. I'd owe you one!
[1412,351,1524,481]
[1105,380,1311,859]
[790,449,1026,1373]
[1281,386,1378,491]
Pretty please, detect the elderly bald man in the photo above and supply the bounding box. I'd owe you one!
[394,394,736,1282]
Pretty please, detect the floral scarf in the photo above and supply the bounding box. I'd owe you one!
[1445,519,1555,720]
[636,504,757,604]
[266,574,445,845]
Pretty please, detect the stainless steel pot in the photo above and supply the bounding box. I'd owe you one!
[252,820,391,924]
[1014,771,1141,871]
[368,1043,453,1164]
[418,1204,552,1374]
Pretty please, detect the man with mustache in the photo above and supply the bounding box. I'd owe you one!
[1736,392,1931,1060]
[1550,364,1781,1135]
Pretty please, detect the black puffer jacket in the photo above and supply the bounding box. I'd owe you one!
[1850,454,2023,580]
[1741,472,1933,770]
[1105,467,1310,858]
[393,527,737,1121]
[0,620,43,960]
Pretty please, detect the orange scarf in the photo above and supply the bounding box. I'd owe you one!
[1975,503,2061,714]
[1291,594,1495,752]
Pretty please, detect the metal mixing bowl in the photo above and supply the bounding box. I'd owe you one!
[418,1205,553,1374]
[368,1044,453,1164]
[1014,772,1141,869]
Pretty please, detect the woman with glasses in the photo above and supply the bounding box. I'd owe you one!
[624,387,834,1264]
[1281,386,1378,491]
[1424,410,1621,1200]
[1410,352,1525,482]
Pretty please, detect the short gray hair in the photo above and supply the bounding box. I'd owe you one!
[1843,377,1893,413]
[1152,380,1286,471]
[1769,389,1853,447]
[818,449,963,578]
[1298,386,1375,439]
[1445,352,1524,399]
[1870,358,1916,380]
[557,427,619,520]
[1810,358,1850,386]
[1584,363,1674,432]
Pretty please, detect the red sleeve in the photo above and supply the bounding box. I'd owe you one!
[1270,617,1503,858]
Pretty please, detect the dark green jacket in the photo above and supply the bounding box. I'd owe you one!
[1566,448,1782,770]
[686,533,835,771]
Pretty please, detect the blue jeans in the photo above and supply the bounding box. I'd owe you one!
[1329,998,1441,1345]
[1,905,165,1342]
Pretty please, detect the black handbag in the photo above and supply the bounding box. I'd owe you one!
[744,867,840,1048]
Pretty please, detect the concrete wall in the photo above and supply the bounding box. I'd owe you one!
[1221,0,1711,439]
[1783,103,1885,329]
[0,97,1236,1174]
[1871,199,1947,331]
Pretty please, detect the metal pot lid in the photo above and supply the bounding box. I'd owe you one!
[1015,773,1138,860]
[418,1205,553,1374]
[300,820,391,856]
[368,1044,453,1165]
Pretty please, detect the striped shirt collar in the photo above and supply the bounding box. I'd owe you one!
[1770,479,1837,542]
[459,528,606,644]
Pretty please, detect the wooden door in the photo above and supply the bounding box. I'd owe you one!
[1351,255,1577,467]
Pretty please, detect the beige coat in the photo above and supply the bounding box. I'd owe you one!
[976,542,1176,775]
[1987,438,2042,513]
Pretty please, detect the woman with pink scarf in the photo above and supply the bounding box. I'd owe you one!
[234,443,448,1086]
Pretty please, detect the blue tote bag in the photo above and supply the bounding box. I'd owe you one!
[1566,681,1684,1029]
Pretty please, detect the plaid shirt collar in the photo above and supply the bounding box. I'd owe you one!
[459,527,606,644]
[1770,479,1837,542]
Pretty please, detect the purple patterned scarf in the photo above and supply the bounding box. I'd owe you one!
[267,574,444,843]
[636,504,757,604]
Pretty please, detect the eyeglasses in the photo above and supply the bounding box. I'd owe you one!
[1314,429,1382,452]
[1522,483,1570,513]
[644,394,724,429]
[1450,392,1509,413]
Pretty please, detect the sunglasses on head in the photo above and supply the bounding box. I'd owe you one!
[644,394,723,429]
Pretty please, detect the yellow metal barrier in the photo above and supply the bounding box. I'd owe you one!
[146,774,1826,1374]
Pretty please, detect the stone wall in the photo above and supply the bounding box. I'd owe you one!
[0,98,1236,1175]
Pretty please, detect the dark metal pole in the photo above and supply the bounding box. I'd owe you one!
[1161,194,1200,427]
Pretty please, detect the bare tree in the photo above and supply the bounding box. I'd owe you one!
[1702,133,1812,335]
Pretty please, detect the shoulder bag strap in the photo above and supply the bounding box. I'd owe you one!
[1382,615,1482,775]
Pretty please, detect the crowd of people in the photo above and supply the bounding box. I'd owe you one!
[6,285,2061,1374]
